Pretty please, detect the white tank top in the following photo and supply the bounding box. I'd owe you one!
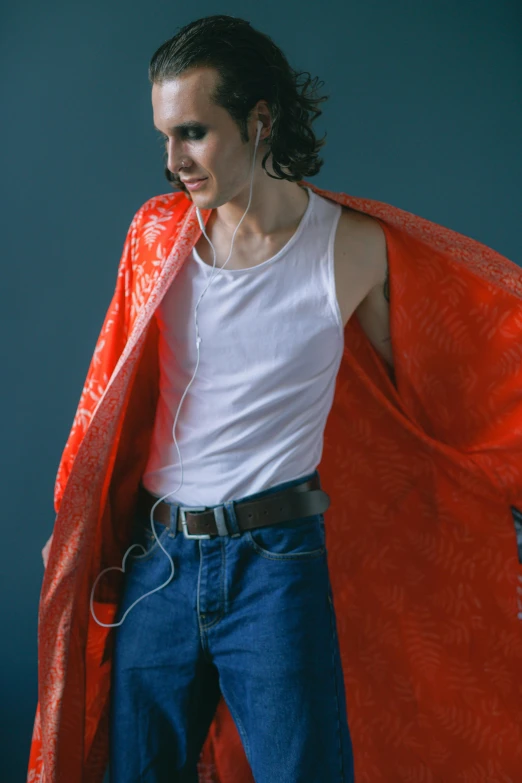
[142,186,344,505]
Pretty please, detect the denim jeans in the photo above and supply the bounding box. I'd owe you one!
[108,470,355,782]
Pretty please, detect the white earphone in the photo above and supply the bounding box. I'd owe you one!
[90,118,266,627]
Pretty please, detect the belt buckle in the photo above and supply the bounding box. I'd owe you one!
[179,506,212,539]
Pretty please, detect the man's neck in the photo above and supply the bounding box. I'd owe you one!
[211,181,309,240]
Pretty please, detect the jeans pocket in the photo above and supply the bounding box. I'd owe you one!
[129,517,172,565]
[245,513,326,560]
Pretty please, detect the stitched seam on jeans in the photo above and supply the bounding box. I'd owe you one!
[133,528,170,562]
[328,590,346,782]
[220,691,252,765]
[199,613,225,631]
[197,542,225,632]
[222,537,229,616]
[245,531,326,561]
[196,542,205,648]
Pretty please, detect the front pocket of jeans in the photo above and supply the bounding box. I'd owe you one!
[245,514,326,560]
[130,521,172,564]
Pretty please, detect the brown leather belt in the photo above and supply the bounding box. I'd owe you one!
[136,474,330,539]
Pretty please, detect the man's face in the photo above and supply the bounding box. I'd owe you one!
[152,67,258,207]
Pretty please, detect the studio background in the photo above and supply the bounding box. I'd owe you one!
[1,1,520,780]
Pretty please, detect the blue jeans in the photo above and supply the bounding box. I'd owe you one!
[109,470,355,782]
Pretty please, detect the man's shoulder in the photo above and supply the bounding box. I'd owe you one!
[335,204,388,292]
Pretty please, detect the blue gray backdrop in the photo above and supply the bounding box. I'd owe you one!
[1,1,520,780]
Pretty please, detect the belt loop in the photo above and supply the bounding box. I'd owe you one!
[213,505,229,537]
[169,504,179,538]
[223,500,241,538]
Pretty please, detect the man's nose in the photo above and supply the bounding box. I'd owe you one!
[166,139,188,175]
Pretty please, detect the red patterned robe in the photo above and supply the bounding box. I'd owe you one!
[27,182,522,782]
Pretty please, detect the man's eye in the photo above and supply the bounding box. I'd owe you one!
[157,129,205,144]
[184,129,205,140]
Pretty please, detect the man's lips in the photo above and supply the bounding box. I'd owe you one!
[182,178,208,191]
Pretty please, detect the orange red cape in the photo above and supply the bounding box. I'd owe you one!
[28,182,522,782]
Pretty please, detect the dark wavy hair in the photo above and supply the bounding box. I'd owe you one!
[148,14,329,189]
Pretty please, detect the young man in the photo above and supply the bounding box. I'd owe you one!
[30,14,522,783]
[103,66,385,783]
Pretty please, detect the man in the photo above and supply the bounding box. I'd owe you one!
[29,14,522,783]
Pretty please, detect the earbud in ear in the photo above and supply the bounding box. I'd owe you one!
[256,120,263,136]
